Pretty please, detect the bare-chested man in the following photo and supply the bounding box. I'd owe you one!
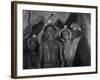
[38,24,64,68]
[59,25,81,67]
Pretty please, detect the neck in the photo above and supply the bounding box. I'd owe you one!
[48,38,54,41]
[63,39,70,42]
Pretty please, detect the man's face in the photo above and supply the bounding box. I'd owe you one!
[29,39,37,50]
[62,30,70,40]
[45,26,55,39]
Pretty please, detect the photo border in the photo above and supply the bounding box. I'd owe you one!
[11,1,98,79]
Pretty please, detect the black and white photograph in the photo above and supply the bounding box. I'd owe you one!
[11,1,97,78]
[23,10,91,69]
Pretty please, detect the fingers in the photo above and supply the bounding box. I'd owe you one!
[70,23,81,31]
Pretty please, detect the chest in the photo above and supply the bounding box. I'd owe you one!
[43,41,59,52]
[64,37,80,59]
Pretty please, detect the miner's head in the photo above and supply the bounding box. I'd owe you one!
[44,24,57,40]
